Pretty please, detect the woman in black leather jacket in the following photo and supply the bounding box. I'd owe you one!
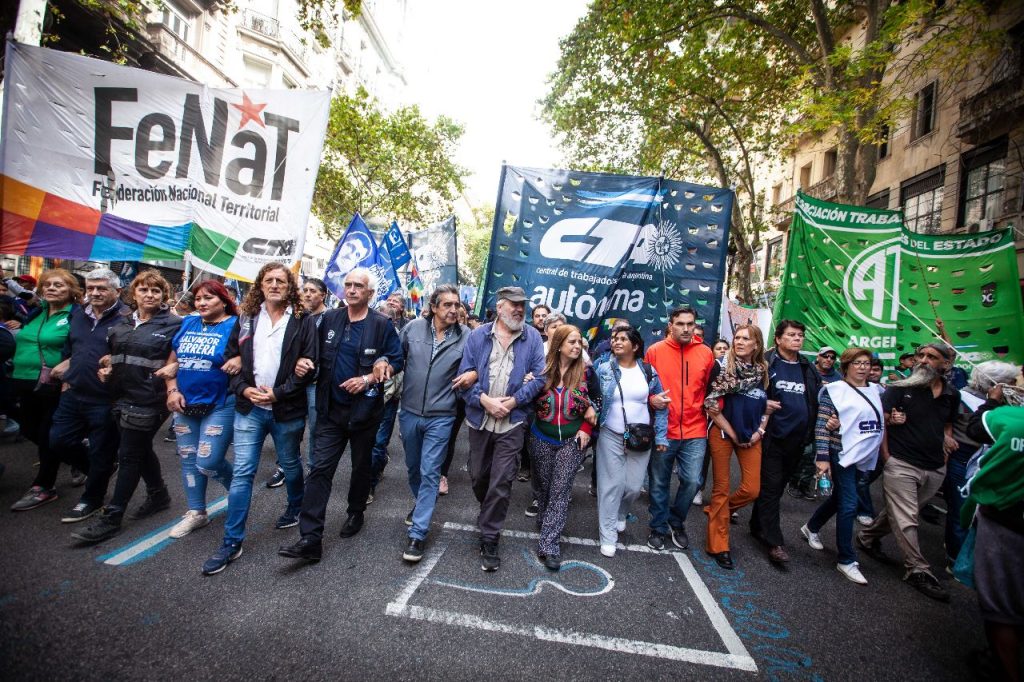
[72,270,182,543]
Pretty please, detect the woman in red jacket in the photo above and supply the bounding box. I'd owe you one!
[528,324,598,570]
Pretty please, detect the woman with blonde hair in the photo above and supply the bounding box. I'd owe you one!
[704,324,771,569]
[528,324,598,569]
[10,269,83,511]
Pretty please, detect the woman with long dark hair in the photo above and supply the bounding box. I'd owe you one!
[704,324,770,569]
[163,281,240,538]
[592,325,668,558]
[529,324,598,569]
[73,270,182,542]
[9,269,82,511]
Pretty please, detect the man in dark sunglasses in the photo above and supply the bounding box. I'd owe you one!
[815,346,842,384]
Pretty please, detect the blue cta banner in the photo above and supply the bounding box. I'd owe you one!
[481,166,733,344]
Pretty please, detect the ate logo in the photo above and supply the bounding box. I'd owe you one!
[93,89,299,201]
[843,237,901,330]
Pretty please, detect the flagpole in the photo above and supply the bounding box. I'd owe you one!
[452,214,460,286]
[479,161,509,317]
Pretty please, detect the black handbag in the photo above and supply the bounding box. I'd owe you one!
[182,403,215,418]
[614,363,655,451]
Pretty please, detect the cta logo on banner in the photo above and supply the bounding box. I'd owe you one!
[773,192,1023,365]
[481,166,733,343]
[0,42,329,282]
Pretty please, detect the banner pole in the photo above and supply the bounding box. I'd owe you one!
[479,162,509,318]
[452,214,460,286]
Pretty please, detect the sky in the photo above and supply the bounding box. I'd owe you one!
[401,1,590,209]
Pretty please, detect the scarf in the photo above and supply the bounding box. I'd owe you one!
[704,360,765,410]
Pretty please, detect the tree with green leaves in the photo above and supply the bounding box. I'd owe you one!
[312,87,468,239]
[544,0,1007,302]
[457,207,494,286]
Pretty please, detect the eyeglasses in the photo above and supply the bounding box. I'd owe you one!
[849,361,871,367]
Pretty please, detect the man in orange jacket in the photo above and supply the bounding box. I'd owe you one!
[644,305,719,551]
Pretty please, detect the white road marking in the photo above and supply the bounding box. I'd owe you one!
[385,522,758,672]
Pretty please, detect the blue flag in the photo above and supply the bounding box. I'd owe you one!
[324,213,399,303]
[382,221,412,269]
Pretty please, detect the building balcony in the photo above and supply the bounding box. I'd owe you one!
[772,176,838,225]
[239,9,310,77]
[146,23,236,86]
[956,74,1024,144]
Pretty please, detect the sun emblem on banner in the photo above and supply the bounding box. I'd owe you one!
[644,220,683,272]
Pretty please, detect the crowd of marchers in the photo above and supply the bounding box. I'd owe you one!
[2,263,1023,681]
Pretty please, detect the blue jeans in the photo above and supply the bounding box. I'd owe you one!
[305,383,317,468]
[943,445,972,562]
[371,398,400,487]
[856,462,882,518]
[223,409,305,545]
[807,455,859,565]
[648,438,706,534]
[400,412,455,540]
[173,399,235,513]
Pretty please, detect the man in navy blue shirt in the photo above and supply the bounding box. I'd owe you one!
[280,268,403,562]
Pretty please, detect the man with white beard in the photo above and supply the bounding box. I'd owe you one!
[857,342,961,602]
[457,286,546,572]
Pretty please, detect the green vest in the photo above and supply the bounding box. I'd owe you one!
[961,405,1024,526]
[11,304,73,381]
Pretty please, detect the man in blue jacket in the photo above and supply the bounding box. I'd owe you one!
[49,268,130,523]
[457,286,545,572]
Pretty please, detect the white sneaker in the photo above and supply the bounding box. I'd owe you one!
[615,519,626,533]
[600,544,616,558]
[692,490,703,506]
[800,524,823,550]
[856,515,874,526]
[169,510,209,539]
[837,561,868,585]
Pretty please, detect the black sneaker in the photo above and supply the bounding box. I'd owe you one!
[856,535,900,566]
[71,511,122,543]
[265,468,285,489]
[403,538,425,563]
[70,468,87,487]
[905,571,950,602]
[275,505,300,529]
[801,487,817,501]
[480,541,500,572]
[405,509,414,526]
[62,501,101,524]
[670,526,689,550]
[128,487,171,520]
[517,469,530,482]
[786,485,804,500]
[647,532,666,551]
[524,500,539,518]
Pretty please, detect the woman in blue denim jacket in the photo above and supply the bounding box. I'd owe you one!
[592,326,668,557]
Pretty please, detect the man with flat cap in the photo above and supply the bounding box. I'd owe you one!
[457,286,546,571]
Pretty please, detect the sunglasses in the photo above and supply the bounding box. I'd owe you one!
[821,354,837,360]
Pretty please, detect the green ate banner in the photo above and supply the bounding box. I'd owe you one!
[773,192,1023,366]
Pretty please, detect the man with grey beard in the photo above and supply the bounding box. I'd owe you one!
[857,342,961,602]
[457,286,546,572]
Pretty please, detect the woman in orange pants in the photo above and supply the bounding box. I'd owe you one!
[703,325,772,570]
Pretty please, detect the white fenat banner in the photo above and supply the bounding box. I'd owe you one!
[0,42,330,281]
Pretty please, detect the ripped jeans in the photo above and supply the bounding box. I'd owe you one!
[173,397,236,513]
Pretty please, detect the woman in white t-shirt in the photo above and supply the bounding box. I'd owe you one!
[592,326,668,557]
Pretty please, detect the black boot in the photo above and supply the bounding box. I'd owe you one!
[129,486,171,519]
[71,509,124,543]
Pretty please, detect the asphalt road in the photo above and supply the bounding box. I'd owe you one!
[0,424,988,681]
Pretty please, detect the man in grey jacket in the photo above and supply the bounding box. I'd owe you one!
[398,285,474,562]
